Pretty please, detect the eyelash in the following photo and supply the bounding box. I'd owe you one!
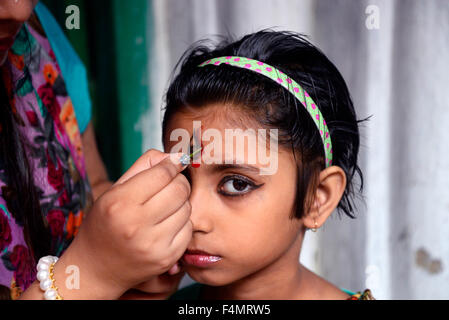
[181,171,263,198]
[217,175,263,197]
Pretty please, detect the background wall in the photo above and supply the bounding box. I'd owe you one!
[43,0,449,299]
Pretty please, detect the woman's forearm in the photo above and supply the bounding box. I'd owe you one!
[19,237,123,300]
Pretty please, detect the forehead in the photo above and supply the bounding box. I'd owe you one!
[163,104,285,176]
[165,103,254,132]
[164,103,273,150]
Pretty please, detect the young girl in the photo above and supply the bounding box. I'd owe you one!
[162,30,374,300]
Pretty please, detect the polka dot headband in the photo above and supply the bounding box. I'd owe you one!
[198,56,333,167]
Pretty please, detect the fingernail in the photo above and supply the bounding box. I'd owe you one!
[169,153,189,167]
[179,154,190,166]
[168,262,180,275]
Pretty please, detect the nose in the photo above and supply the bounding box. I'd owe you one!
[189,185,214,234]
[0,0,36,25]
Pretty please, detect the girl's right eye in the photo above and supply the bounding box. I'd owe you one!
[220,178,252,195]
[217,175,263,197]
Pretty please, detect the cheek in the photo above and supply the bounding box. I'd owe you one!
[244,182,297,251]
[223,196,298,264]
[185,186,299,285]
[230,218,297,260]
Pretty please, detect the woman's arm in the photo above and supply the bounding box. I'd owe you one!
[81,122,113,200]
[81,122,186,299]
[19,149,193,300]
[19,122,118,299]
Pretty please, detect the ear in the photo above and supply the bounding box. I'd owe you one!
[303,166,347,230]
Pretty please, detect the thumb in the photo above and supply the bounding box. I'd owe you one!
[167,261,182,275]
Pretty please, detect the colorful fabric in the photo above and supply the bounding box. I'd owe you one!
[346,288,375,300]
[34,2,92,134]
[0,21,93,299]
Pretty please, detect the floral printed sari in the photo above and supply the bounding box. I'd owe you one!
[0,20,93,299]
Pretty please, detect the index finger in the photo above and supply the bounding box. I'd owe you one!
[118,152,189,203]
[115,149,175,185]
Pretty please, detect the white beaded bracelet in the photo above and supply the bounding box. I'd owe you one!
[36,255,63,300]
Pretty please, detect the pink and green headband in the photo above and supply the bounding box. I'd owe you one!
[198,56,333,167]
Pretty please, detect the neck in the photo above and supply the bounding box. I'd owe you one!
[202,231,311,300]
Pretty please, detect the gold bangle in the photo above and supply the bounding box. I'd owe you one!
[48,262,64,300]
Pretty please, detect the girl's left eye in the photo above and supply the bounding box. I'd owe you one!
[218,175,261,197]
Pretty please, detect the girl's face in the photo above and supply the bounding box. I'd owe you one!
[0,0,38,65]
[163,104,306,286]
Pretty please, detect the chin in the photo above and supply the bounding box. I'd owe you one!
[186,267,239,287]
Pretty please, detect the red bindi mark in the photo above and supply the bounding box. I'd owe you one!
[190,125,204,168]
[191,142,203,168]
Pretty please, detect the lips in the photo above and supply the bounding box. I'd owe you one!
[0,37,15,51]
[185,249,214,255]
[182,248,222,267]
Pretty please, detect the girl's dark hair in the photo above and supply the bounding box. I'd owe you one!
[0,23,51,264]
[162,29,370,219]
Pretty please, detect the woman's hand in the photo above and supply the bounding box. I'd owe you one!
[47,149,192,299]
[119,263,186,300]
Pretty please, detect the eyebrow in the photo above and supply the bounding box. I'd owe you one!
[187,135,263,175]
[207,163,261,174]
[187,145,263,174]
